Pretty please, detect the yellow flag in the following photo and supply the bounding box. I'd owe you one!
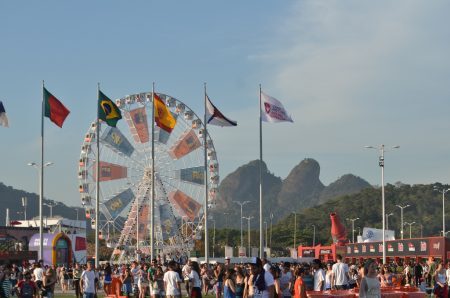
[154,93,176,132]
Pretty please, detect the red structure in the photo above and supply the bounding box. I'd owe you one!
[330,212,348,246]
[298,212,450,264]
[298,212,348,262]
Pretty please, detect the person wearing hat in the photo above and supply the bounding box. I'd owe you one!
[248,257,274,298]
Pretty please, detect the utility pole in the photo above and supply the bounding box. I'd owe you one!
[243,216,253,257]
[233,201,250,253]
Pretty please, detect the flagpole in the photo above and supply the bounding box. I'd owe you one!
[40,81,45,262]
[151,83,155,261]
[95,83,100,269]
[259,84,263,258]
[204,83,209,264]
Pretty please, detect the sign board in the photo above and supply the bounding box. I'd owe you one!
[362,227,395,242]
[224,246,233,258]
[290,248,298,258]
[251,247,259,257]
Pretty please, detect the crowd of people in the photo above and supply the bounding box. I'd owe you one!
[0,255,449,298]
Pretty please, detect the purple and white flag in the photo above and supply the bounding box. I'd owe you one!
[261,92,293,123]
[206,95,237,127]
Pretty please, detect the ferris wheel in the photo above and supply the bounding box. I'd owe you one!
[78,92,219,262]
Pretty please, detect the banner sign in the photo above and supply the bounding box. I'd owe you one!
[125,107,149,143]
[138,205,150,240]
[362,227,395,242]
[101,127,134,157]
[179,166,204,185]
[93,161,127,182]
[103,188,135,218]
[158,203,177,239]
[168,129,201,160]
[168,190,202,221]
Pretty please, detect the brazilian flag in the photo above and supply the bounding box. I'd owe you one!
[98,90,122,127]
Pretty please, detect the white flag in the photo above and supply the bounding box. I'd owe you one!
[260,92,293,123]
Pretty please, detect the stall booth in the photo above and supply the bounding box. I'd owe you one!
[29,232,72,267]
[298,244,347,262]
[344,236,450,264]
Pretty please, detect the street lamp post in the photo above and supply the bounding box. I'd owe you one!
[269,213,274,250]
[419,224,423,237]
[243,216,253,257]
[365,144,399,264]
[223,212,231,244]
[311,224,316,246]
[210,218,216,258]
[404,222,416,238]
[43,202,57,218]
[386,212,394,230]
[292,212,297,249]
[396,204,410,240]
[28,161,53,261]
[434,187,450,237]
[264,221,268,249]
[21,197,27,221]
[346,218,359,243]
[234,200,250,254]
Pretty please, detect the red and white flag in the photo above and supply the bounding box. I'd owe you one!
[261,92,293,123]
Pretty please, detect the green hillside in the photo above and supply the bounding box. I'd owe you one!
[209,182,448,257]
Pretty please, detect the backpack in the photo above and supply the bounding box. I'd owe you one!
[20,281,34,298]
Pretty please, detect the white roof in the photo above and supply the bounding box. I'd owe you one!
[15,217,86,229]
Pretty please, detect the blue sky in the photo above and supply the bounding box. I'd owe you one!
[1,1,450,208]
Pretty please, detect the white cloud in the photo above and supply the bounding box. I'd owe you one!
[218,0,450,185]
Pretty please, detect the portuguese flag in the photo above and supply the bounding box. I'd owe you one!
[43,87,70,128]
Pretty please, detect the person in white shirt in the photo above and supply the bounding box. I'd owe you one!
[312,259,325,291]
[189,261,202,298]
[249,257,274,298]
[32,263,44,291]
[80,262,96,298]
[331,255,349,290]
[164,260,182,298]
